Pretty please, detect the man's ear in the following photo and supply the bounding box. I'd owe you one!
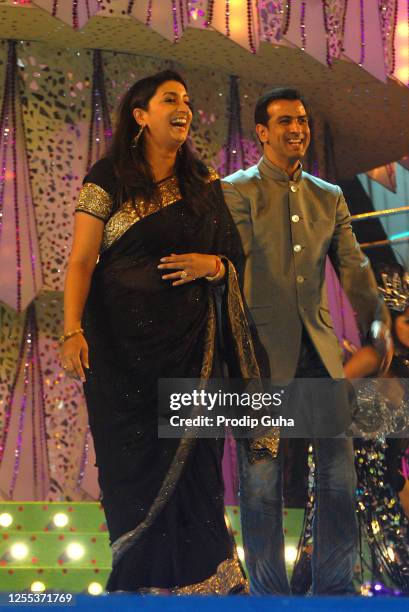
[255,123,268,145]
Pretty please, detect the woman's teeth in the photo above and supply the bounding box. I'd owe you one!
[170,118,187,127]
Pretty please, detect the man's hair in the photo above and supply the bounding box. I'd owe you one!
[254,87,306,126]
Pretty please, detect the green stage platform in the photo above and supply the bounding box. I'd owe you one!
[0,503,304,594]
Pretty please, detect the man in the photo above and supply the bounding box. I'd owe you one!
[221,88,390,595]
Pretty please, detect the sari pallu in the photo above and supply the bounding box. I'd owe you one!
[76,158,277,593]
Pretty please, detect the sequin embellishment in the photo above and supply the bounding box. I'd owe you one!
[75,183,113,221]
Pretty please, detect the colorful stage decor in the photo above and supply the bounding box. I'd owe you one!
[0,40,43,313]
[367,163,397,193]
[0,303,50,500]
[32,0,100,30]
[126,0,189,43]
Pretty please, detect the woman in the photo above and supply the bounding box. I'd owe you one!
[61,70,272,593]
[291,265,409,594]
[345,267,409,521]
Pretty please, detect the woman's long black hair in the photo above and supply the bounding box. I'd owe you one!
[106,70,212,214]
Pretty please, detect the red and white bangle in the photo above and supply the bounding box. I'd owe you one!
[205,256,224,282]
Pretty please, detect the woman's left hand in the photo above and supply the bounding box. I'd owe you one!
[158,253,220,286]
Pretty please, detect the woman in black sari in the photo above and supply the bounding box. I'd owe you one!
[61,70,270,593]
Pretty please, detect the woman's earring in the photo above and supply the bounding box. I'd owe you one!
[131,124,145,149]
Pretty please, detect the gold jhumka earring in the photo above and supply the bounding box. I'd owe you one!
[131,124,145,149]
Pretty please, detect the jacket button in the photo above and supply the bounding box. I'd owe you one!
[291,214,300,223]
[296,275,304,283]
[293,244,302,252]
[290,185,298,192]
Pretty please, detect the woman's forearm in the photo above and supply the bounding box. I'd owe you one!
[63,261,95,333]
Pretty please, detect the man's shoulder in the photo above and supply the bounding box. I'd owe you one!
[222,164,260,187]
[302,171,341,197]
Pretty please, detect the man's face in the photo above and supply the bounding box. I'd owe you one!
[256,99,311,164]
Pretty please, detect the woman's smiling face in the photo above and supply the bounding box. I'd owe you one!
[133,80,193,151]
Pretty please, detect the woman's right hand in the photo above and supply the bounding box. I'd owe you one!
[60,334,89,382]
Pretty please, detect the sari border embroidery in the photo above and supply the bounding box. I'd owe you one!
[224,259,279,458]
[101,176,180,252]
[75,183,113,222]
[135,558,248,595]
[101,169,219,252]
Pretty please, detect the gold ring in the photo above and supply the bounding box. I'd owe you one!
[180,271,188,279]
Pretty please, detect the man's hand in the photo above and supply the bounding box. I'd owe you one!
[370,320,393,375]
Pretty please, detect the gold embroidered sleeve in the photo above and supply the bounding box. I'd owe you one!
[206,167,219,183]
[75,183,113,222]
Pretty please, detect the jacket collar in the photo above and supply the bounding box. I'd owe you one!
[257,155,303,183]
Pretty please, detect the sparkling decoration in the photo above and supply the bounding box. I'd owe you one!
[18,42,92,292]
[292,411,409,593]
[126,0,188,43]
[359,0,365,66]
[300,1,306,51]
[258,1,287,42]
[224,76,245,176]
[206,0,215,27]
[282,0,291,36]
[0,40,43,312]
[87,50,112,172]
[355,440,409,591]
[31,0,101,30]
[379,0,399,76]
[126,1,136,16]
[378,270,409,312]
[145,0,153,26]
[247,0,257,53]
[225,0,230,37]
[322,0,349,66]
[172,0,180,42]
[0,303,50,500]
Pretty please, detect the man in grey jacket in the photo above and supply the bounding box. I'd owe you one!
[222,88,390,595]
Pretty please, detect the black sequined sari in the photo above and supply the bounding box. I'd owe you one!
[76,158,259,593]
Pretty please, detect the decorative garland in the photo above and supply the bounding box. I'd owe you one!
[225,75,245,176]
[87,49,112,172]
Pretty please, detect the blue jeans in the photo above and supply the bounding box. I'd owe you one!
[237,437,358,595]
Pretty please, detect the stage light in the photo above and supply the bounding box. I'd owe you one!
[397,21,409,38]
[88,582,103,596]
[387,546,395,562]
[285,545,297,563]
[396,67,409,83]
[31,581,46,593]
[65,542,85,561]
[361,582,372,597]
[0,513,13,528]
[53,513,69,528]
[236,545,245,562]
[10,543,29,560]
